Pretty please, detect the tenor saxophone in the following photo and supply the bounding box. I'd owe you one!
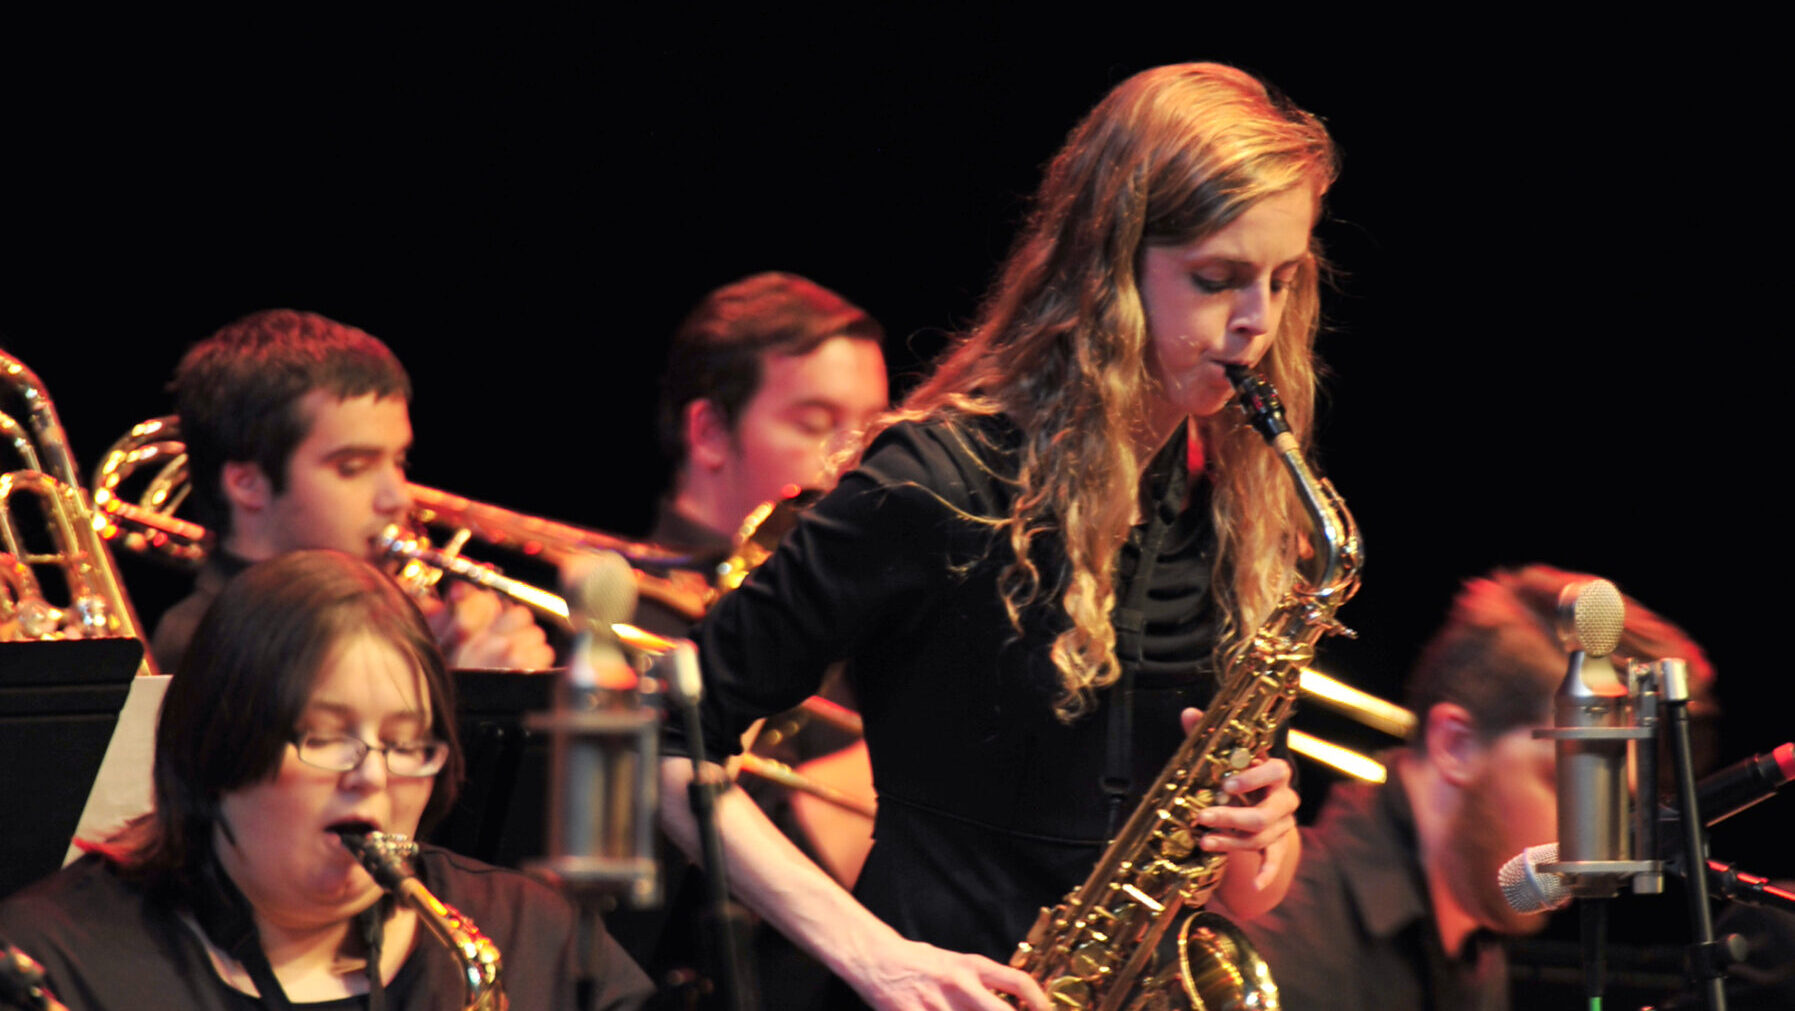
[336,831,507,1011]
[1009,365,1363,1010]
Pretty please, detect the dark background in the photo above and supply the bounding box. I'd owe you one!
[5,12,1785,922]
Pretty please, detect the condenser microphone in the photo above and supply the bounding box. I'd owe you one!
[565,551,639,690]
[532,550,660,907]
[1549,578,1631,892]
[1503,745,1795,914]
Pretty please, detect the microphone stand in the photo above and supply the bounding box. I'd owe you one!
[1702,860,1795,914]
[528,550,665,1011]
[1662,660,1727,1011]
[668,648,760,1011]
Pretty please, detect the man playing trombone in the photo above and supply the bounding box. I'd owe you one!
[149,308,554,673]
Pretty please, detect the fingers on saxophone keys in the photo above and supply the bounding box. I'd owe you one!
[1221,757,1292,796]
[1195,775,1297,851]
[1196,805,1266,847]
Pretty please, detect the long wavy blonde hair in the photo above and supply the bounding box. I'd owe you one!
[875,63,1337,721]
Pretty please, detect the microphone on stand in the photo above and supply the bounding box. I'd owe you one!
[531,551,661,909]
[1498,842,1576,914]
[656,604,761,1011]
[1532,578,1657,1008]
[1500,742,1795,913]
[566,551,642,691]
[1549,577,1633,893]
[1495,583,1751,1010]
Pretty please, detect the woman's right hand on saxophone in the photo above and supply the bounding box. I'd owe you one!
[1179,707,1303,918]
[659,756,1051,1010]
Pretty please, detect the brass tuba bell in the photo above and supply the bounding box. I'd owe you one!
[1,350,157,675]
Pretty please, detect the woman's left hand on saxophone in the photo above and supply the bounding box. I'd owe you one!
[1178,707,1303,916]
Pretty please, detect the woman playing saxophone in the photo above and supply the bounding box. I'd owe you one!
[0,550,651,1010]
[660,62,1340,1009]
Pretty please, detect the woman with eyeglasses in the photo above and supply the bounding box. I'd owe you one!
[0,550,651,1010]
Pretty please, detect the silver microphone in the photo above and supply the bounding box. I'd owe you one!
[565,551,640,691]
[1502,739,1795,914]
[1547,579,1632,894]
[530,550,661,907]
[1518,579,1661,909]
[1498,842,1575,914]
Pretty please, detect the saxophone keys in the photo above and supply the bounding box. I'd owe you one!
[1173,789,1217,817]
[1018,905,1057,954]
[1045,975,1093,1008]
[1068,939,1111,977]
[1159,826,1197,860]
[1131,860,1174,895]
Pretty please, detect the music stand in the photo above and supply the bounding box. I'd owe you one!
[427,669,557,869]
[0,639,140,899]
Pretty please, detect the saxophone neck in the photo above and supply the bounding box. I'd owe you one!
[1224,363,1362,600]
[1286,450,1361,598]
[334,832,507,1011]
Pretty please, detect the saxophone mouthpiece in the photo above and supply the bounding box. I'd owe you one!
[1224,364,1292,442]
[331,828,420,892]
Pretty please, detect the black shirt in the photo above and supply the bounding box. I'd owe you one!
[681,417,1225,962]
[1241,763,1511,1011]
[149,550,253,673]
[0,847,652,1010]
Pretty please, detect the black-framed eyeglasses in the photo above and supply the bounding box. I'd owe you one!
[291,733,450,778]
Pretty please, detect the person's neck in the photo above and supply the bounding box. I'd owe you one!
[239,904,417,1002]
[257,913,358,983]
[1131,415,1203,477]
[220,523,279,564]
[1398,754,1481,958]
[670,479,744,541]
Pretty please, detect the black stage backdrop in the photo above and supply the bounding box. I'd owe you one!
[5,15,1786,896]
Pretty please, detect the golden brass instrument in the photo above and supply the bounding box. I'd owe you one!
[1,352,156,674]
[1009,365,1363,1010]
[92,415,715,619]
[336,831,506,1011]
[399,484,719,621]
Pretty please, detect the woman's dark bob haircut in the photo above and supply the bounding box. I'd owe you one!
[117,550,462,884]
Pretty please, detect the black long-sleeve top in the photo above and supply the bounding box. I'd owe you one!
[675,417,1229,962]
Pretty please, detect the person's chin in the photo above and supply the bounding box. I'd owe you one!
[314,873,385,915]
[1185,389,1234,420]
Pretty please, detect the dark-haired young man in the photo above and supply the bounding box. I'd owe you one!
[635,272,889,636]
[149,309,552,673]
[615,273,887,1005]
